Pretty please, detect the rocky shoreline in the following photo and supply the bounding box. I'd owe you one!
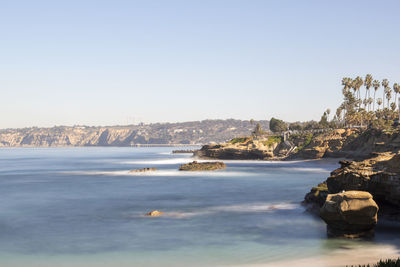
[194,136,290,160]
[302,130,400,236]
[195,127,400,237]
[194,128,400,161]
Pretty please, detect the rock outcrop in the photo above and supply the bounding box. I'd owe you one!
[320,191,378,237]
[291,128,361,159]
[194,137,283,160]
[172,149,197,154]
[305,150,400,220]
[179,161,226,171]
[145,210,163,217]
[303,182,329,210]
[326,152,400,207]
[195,128,385,161]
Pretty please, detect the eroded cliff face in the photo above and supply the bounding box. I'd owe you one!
[196,128,365,160]
[302,128,400,216]
[326,152,400,207]
[291,129,361,159]
[194,138,283,160]
[292,128,400,160]
[304,150,400,221]
[0,128,138,147]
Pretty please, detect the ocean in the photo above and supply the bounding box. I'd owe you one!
[0,147,399,266]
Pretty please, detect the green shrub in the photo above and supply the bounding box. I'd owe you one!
[262,135,282,146]
[294,133,313,151]
[371,119,394,131]
[230,137,250,144]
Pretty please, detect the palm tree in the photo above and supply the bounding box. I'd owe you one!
[364,74,373,111]
[391,102,396,111]
[386,86,392,108]
[342,77,349,89]
[336,107,343,123]
[372,80,380,111]
[354,76,364,109]
[368,97,373,110]
[382,79,389,109]
[363,99,368,109]
[393,83,399,107]
[377,98,383,110]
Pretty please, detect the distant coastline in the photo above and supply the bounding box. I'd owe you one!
[0,119,269,147]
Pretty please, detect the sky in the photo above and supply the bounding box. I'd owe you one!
[1,0,399,128]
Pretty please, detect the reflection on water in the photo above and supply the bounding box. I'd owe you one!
[0,147,399,266]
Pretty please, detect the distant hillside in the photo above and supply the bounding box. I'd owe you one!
[0,119,269,147]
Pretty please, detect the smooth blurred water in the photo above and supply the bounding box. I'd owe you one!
[0,147,399,266]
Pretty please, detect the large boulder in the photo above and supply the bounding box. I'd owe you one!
[320,191,378,238]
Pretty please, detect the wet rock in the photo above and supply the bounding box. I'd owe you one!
[178,161,226,171]
[320,191,378,238]
[303,182,329,213]
[145,210,163,217]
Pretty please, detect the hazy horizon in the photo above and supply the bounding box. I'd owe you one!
[2,0,399,128]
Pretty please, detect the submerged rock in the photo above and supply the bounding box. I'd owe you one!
[320,191,378,238]
[178,161,226,171]
[129,167,157,173]
[172,149,197,154]
[145,210,163,217]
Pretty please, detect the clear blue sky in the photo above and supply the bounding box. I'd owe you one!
[1,0,399,128]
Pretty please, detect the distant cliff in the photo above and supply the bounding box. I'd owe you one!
[0,119,269,147]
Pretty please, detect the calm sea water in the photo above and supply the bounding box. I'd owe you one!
[0,147,399,267]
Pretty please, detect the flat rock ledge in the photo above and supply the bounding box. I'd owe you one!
[179,161,226,171]
[320,191,378,238]
[129,167,157,173]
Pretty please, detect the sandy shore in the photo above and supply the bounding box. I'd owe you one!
[237,244,400,267]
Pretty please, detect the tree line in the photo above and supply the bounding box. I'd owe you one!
[335,74,399,129]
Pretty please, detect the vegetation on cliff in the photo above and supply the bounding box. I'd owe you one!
[349,258,400,267]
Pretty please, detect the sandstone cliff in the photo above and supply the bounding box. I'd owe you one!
[195,128,366,160]
[304,148,400,219]
[194,137,288,160]
[290,129,361,159]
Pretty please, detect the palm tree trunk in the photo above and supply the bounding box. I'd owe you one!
[373,91,376,111]
[383,90,386,109]
[364,89,368,110]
